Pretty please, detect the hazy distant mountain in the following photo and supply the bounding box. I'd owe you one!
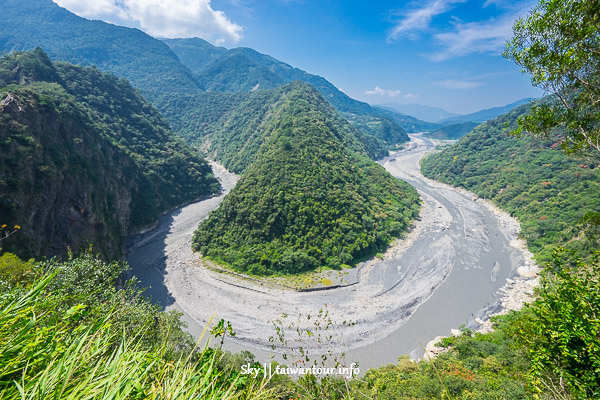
[373,106,441,133]
[438,98,535,124]
[377,103,459,123]
[423,122,480,140]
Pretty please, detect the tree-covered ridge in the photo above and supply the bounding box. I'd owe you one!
[372,106,442,133]
[421,102,600,262]
[0,1,407,155]
[192,82,420,275]
[0,49,219,260]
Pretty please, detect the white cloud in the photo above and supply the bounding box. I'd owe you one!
[432,80,483,89]
[483,0,535,10]
[428,15,515,61]
[53,0,243,44]
[364,86,403,97]
[388,0,466,41]
[483,0,501,7]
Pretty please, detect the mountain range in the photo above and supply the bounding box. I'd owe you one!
[376,103,459,123]
[438,98,534,124]
[376,98,535,127]
[421,100,599,262]
[0,2,421,269]
[0,0,412,155]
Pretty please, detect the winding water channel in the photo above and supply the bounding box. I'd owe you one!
[127,134,530,370]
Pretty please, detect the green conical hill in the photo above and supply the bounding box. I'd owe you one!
[193,82,420,275]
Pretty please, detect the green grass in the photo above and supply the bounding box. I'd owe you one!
[0,253,272,399]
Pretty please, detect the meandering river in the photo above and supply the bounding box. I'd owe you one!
[127,134,533,370]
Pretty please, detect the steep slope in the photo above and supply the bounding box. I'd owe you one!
[166,39,370,114]
[165,38,409,148]
[0,50,219,260]
[421,102,600,261]
[160,38,228,74]
[423,121,479,140]
[192,82,420,275]
[438,98,534,124]
[191,51,287,93]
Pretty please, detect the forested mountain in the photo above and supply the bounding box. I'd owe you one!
[438,98,534,124]
[421,102,600,262]
[0,1,410,156]
[0,49,219,260]
[165,38,372,114]
[423,121,479,140]
[165,38,409,147]
[192,82,420,275]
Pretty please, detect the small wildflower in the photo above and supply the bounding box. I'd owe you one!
[14,225,21,229]
[1,224,6,228]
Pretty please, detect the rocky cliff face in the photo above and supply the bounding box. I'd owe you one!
[1,91,134,259]
[0,49,219,260]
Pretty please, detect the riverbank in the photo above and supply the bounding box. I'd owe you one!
[417,139,540,359]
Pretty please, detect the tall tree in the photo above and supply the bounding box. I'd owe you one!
[504,0,600,159]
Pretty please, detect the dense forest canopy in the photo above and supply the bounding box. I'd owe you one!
[423,121,479,140]
[164,37,410,147]
[0,0,598,397]
[421,101,600,398]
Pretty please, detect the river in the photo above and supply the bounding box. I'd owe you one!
[126,134,534,371]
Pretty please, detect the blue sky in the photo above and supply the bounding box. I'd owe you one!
[54,0,543,114]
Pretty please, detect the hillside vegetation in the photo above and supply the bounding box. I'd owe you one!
[0,49,219,260]
[0,251,272,399]
[354,100,600,400]
[192,82,420,274]
[372,106,442,133]
[421,102,600,262]
[164,83,392,172]
[0,1,409,158]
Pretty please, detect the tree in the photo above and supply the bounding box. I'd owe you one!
[510,249,600,400]
[504,0,600,160]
